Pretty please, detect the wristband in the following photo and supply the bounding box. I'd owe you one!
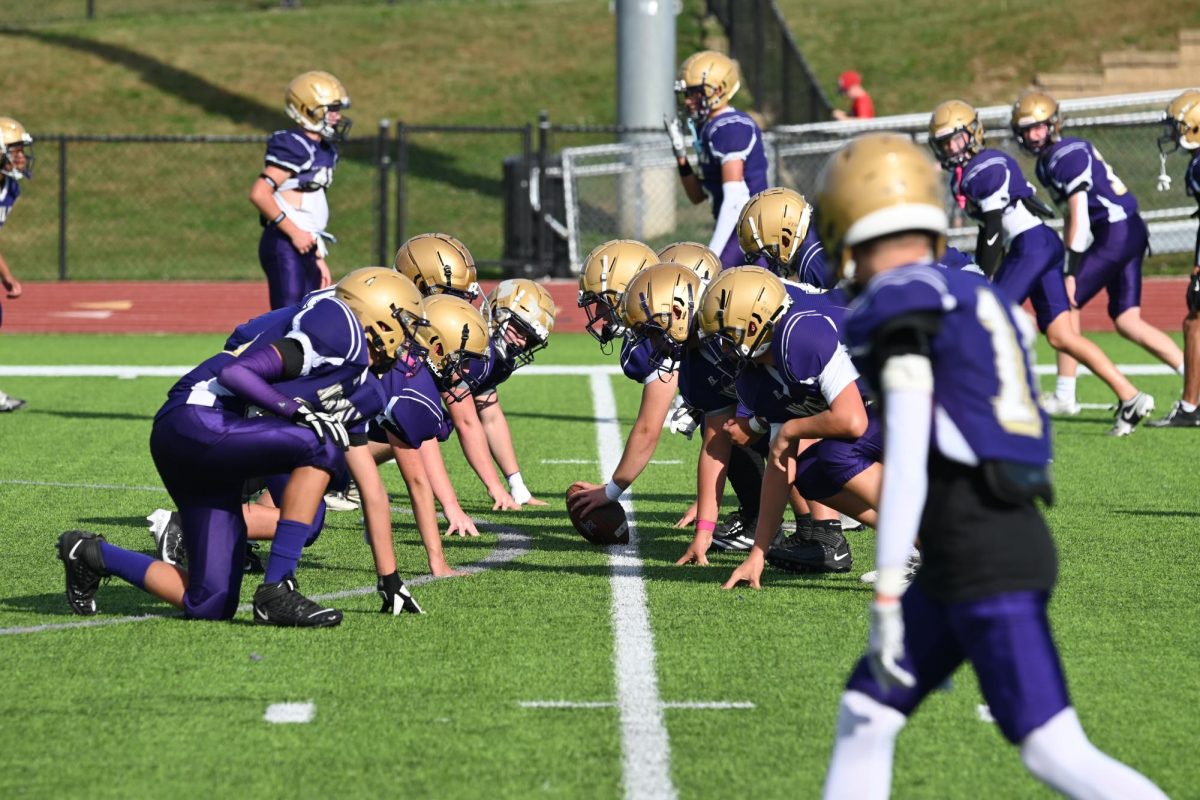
[267,211,285,227]
[1065,249,1082,277]
[677,161,694,178]
[258,172,279,190]
[746,416,768,435]
[875,566,910,600]
[604,480,624,502]
[696,519,716,534]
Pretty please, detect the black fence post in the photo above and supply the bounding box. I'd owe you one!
[376,118,391,266]
[86,0,95,20]
[393,122,408,255]
[521,122,534,276]
[536,110,550,276]
[58,138,68,280]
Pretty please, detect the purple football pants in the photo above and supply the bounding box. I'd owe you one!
[1074,215,1148,320]
[846,583,1071,743]
[793,414,881,500]
[149,405,343,620]
[258,226,321,311]
[993,225,1070,333]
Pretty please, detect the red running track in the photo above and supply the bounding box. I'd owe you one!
[0,278,1190,335]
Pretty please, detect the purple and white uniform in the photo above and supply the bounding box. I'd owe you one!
[1187,150,1200,267]
[151,295,371,620]
[843,263,1064,743]
[620,332,671,384]
[369,363,454,447]
[463,340,519,398]
[697,109,769,266]
[0,175,19,328]
[792,224,829,288]
[1036,136,1145,319]
[734,285,881,500]
[259,129,339,310]
[955,148,1069,331]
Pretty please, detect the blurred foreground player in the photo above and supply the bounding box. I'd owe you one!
[816,133,1167,800]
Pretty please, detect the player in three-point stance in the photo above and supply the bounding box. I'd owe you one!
[0,117,32,413]
[929,99,1153,436]
[1012,90,1183,424]
[815,132,1168,800]
[250,71,350,310]
[666,50,768,267]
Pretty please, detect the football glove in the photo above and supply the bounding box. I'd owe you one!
[666,401,702,439]
[291,399,350,450]
[663,114,688,161]
[377,571,424,616]
[1187,269,1200,314]
[868,600,915,690]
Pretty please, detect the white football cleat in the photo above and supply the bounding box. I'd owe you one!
[1038,392,1080,416]
[1107,391,1155,437]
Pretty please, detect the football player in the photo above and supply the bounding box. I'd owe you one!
[393,234,534,510]
[0,117,31,412]
[569,240,685,519]
[1149,89,1200,426]
[930,100,1154,436]
[816,133,1168,800]
[57,268,426,627]
[666,51,769,267]
[698,267,882,589]
[1013,91,1183,421]
[250,71,350,310]
[737,187,828,287]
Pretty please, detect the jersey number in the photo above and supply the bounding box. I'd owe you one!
[1093,148,1128,196]
[975,289,1043,437]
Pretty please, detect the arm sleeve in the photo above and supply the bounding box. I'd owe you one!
[975,209,1004,278]
[707,180,750,255]
[217,340,304,418]
[1065,191,1091,253]
[876,354,934,577]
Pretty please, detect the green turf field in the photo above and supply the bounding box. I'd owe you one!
[0,331,1196,798]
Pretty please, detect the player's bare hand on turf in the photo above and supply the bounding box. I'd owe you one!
[676,533,711,566]
[490,488,521,511]
[721,551,765,590]
[429,558,470,578]
[443,510,479,537]
[674,501,698,529]
[566,482,607,517]
[521,495,548,507]
[289,229,317,254]
[868,599,916,690]
[2,277,21,299]
[316,257,332,289]
[722,417,760,448]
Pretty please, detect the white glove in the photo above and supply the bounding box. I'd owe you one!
[868,600,916,690]
[666,402,702,439]
[664,114,688,161]
[291,400,350,450]
[506,471,533,505]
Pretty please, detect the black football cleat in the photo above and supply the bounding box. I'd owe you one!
[766,519,852,573]
[243,543,265,574]
[148,509,185,567]
[252,578,342,628]
[708,508,757,552]
[1147,402,1200,428]
[57,530,109,615]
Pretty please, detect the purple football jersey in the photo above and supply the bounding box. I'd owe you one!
[678,345,738,414]
[159,294,369,422]
[1035,136,1138,227]
[955,148,1037,221]
[620,332,668,384]
[1185,150,1200,199]
[697,110,769,216]
[0,175,20,230]
[845,263,1051,467]
[464,339,518,396]
[793,224,829,288]
[264,129,338,191]
[373,363,453,447]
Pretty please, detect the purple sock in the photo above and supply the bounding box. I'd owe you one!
[265,518,308,584]
[99,541,154,590]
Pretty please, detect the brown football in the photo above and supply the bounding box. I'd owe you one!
[565,484,630,546]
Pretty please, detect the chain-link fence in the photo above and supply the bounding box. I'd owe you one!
[0,0,404,26]
[704,0,832,125]
[560,90,1200,274]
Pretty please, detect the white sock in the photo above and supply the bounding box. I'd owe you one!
[1181,400,1197,413]
[1055,376,1077,402]
[1020,707,1168,800]
[823,691,907,800]
[1176,363,1186,377]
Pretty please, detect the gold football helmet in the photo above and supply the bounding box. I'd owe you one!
[656,242,720,285]
[814,133,948,285]
[0,117,34,181]
[928,99,984,167]
[285,71,352,141]
[417,294,491,402]
[1011,90,1062,155]
[484,278,557,368]
[695,266,792,379]
[737,188,814,278]
[335,267,429,373]
[577,238,658,348]
[1159,89,1200,153]
[393,233,480,301]
[620,263,702,374]
[676,51,741,122]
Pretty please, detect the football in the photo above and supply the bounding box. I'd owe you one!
[565,484,630,546]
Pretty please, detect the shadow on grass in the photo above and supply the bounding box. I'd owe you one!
[28,409,154,422]
[0,29,503,198]
[1,588,176,618]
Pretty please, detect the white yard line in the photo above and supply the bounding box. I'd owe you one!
[590,372,676,800]
[264,701,315,724]
[519,700,755,710]
[541,459,682,465]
